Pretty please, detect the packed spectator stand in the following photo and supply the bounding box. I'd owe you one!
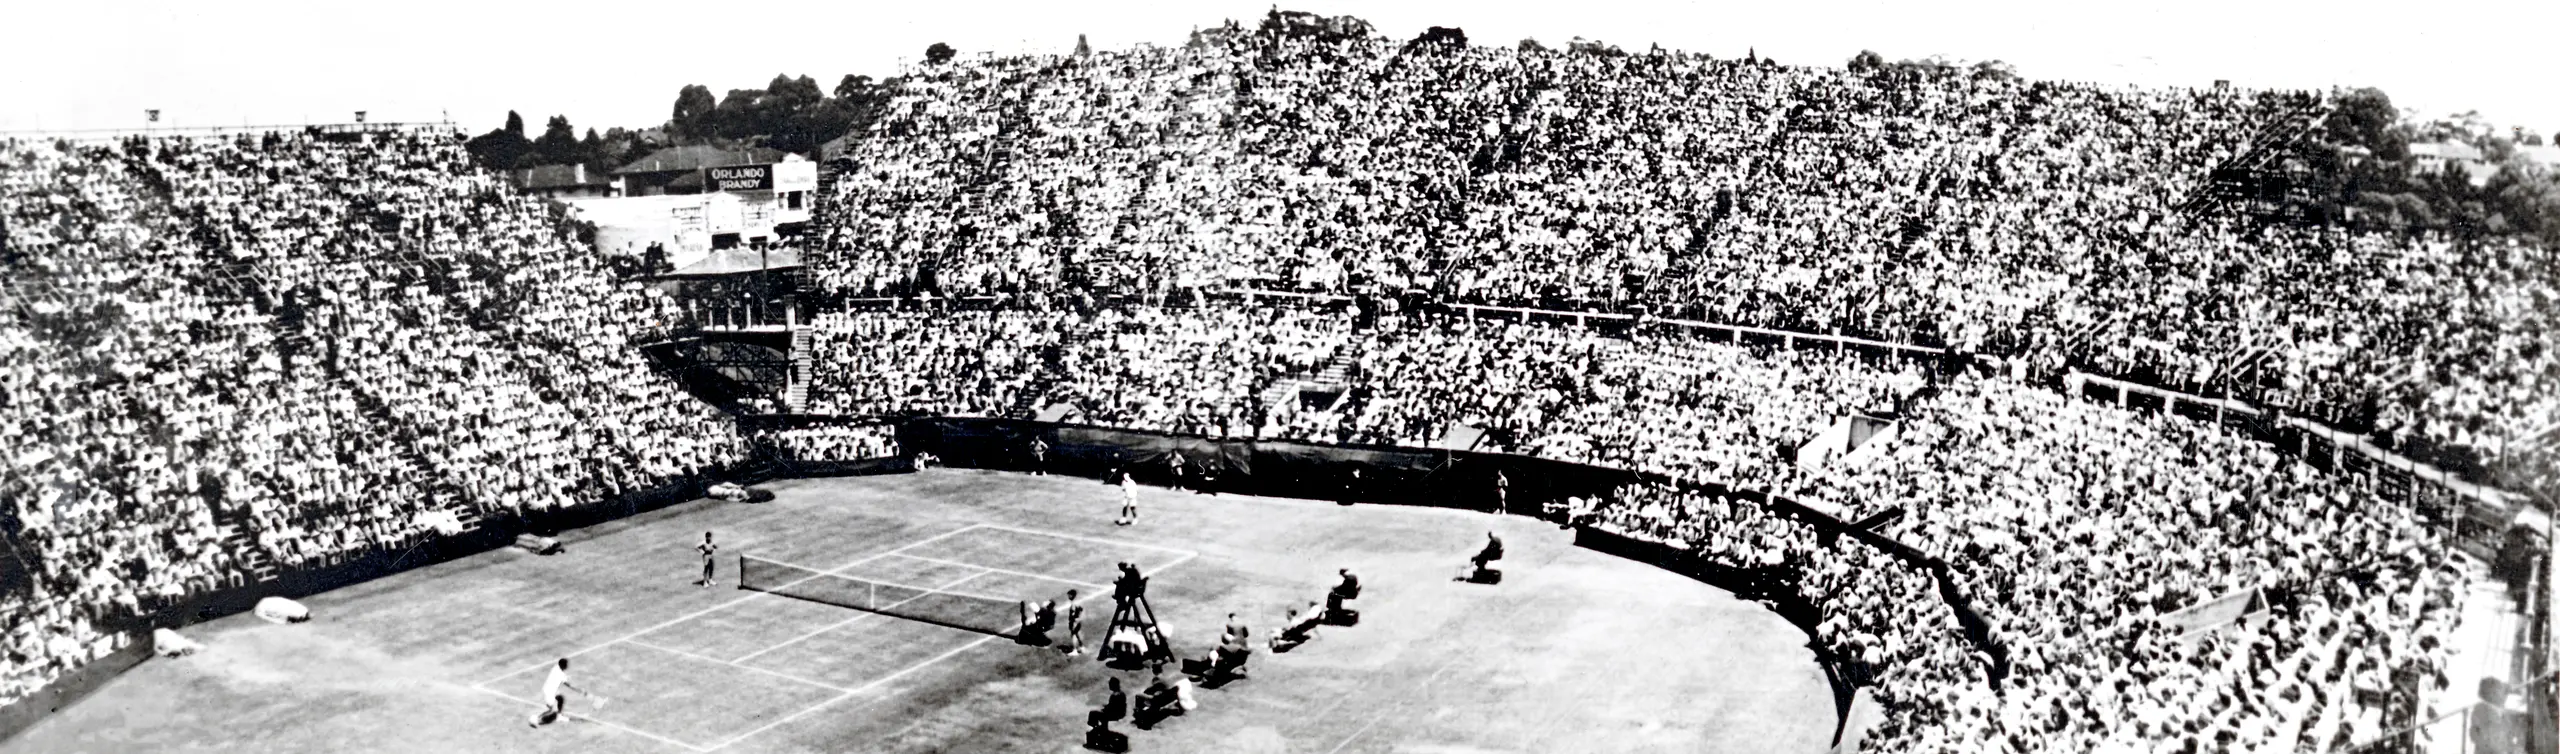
[794,20,2549,752]
[1,127,746,706]
[814,20,2553,502]
[2,17,2550,754]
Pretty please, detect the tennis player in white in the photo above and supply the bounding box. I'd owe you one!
[527,657,597,727]
[1115,471,1138,526]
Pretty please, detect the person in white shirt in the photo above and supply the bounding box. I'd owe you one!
[527,657,590,728]
[1114,469,1139,526]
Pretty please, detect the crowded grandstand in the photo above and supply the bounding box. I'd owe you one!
[4,10,2554,753]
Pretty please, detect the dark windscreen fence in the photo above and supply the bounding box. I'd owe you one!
[736,554,1021,638]
[893,417,1648,513]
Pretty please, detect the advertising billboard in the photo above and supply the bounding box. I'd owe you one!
[708,165,773,192]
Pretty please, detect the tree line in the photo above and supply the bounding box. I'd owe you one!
[464,66,917,174]
[2290,88,2560,244]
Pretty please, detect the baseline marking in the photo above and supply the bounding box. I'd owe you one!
[890,553,1109,590]
[971,522,1199,558]
[475,523,984,689]
[474,685,709,753]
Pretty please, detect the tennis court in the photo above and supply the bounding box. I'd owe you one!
[6,470,1834,753]
[474,523,1195,751]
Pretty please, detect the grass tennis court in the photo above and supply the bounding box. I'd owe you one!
[6,470,1834,753]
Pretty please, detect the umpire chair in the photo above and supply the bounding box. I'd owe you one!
[1100,563,1175,669]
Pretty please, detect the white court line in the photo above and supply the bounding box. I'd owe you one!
[972,522,1200,558]
[474,523,985,689]
[706,552,1201,751]
[890,553,1109,590]
[1147,550,1197,575]
[1324,716,1387,754]
[621,639,855,693]
[474,685,709,753]
[708,633,1000,752]
[732,568,995,665]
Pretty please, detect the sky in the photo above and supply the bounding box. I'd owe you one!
[3,0,2554,138]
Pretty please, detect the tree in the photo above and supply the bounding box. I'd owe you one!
[925,42,956,64]
[1411,26,1466,49]
[600,126,659,170]
[579,128,606,170]
[2325,88,2404,160]
[1075,34,1091,57]
[767,74,823,113]
[828,75,893,148]
[761,74,831,154]
[532,115,580,165]
[464,111,533,171]
[1848,50,1886,71]
[1260,10,1372,42]
[1568,37,1623,57]
[671,84,717,139]
[834,74,875,101]
[711,87,765,140]
[1518,38,1546,53]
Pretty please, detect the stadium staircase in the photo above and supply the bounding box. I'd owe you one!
[1005,381,1054,419]
[2177,100,2337,219]
[2425,558,2528,754]
[447,502,483,534]
[1255,378,1302,412]
[1002,342,1068,420]
[208,506,280,585]
[784,327,812,413]
[337,383,489,535]
[1312,350,1354,387]
[1256,348,1359,412]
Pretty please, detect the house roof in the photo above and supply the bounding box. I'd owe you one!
[515,164,611,191]
[612,145,788,175]
[2406,141,2484,162]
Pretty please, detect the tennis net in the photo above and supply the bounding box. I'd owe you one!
[736,554,1024,638]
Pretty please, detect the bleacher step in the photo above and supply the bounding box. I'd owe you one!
[784,327,813,413]
[2424,559,2522,754]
